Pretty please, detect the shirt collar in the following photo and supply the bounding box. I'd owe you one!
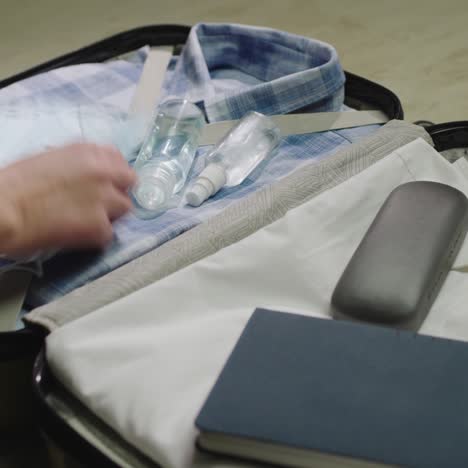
[166,23,346,122]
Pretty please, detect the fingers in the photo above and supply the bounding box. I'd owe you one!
[58,210,114,250]
[98,145,137,191]
[8,206,115,254]
[64,145,134,245]
[92,214,114,248]
[63,143,136,192]
[104,186,133,221]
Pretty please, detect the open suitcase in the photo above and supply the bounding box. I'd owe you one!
[0,23,403,438]
[4,22,462,468]
[29,120,468,468]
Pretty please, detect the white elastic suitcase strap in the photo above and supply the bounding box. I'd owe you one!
[0,270,31,331]
[128,47,173,118]
[200,110,388,146]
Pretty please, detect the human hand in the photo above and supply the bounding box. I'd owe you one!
[0,143,136,256]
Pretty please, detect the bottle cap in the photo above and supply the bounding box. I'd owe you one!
[186,164,227,207]
[132,170,176,215]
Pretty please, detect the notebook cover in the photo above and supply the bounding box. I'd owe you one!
[196,309,468,468]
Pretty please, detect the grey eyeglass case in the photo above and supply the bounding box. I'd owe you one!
[331,181,468,330]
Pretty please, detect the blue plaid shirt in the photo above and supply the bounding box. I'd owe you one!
[0,23,379,306]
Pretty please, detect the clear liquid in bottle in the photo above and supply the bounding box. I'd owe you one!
[131,99,205,219]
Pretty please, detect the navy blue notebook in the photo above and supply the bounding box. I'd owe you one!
[195,309,468,468]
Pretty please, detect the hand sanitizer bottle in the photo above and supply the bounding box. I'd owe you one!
[131,99,205,218]
[186,111,280,207]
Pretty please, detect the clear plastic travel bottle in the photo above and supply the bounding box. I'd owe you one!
[131,99,205,218]
[186,111,281,207]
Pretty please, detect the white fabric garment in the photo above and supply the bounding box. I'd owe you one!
[46,139,468,468]
[0,104,144,168]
